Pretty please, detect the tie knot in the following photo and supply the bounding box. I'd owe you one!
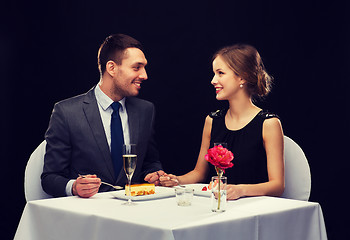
[111,102,121,112]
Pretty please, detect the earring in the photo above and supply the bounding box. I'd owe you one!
[240,84,244,88]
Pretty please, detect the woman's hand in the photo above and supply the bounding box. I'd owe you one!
[226,184,244,200]
[159,173,180,187]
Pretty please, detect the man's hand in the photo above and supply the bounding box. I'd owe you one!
[72,174,101,198]
[144,170,165,186]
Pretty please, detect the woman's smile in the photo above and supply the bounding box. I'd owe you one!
[215,87,223,94]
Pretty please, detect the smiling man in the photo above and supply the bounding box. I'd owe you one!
[41,34,164,198]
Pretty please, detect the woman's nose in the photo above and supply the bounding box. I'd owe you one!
[211,76,217,85]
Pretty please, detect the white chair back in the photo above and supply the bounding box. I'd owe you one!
[24,140,53,201]
[281,136,311,201]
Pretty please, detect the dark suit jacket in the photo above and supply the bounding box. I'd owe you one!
[41,87,162,197]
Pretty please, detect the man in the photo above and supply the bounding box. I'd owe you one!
[42,34,164,198]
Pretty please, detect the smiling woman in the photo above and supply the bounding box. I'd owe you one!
[158,44,284,201]
[212,44,273,100]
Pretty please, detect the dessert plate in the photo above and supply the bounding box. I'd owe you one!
[112,186,175,201]
[185,184,211,197]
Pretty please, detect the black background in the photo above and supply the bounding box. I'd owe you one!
[2,1,349,239]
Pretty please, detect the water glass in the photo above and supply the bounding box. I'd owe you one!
[175,187,194,206]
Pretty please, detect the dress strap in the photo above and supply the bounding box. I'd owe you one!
[210,109,279,120]
[258,110,280,120]
[209,109,227,119]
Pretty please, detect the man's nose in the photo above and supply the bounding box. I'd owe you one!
[139,68,148,80]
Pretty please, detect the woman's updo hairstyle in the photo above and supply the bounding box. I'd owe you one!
[213,44,273,98]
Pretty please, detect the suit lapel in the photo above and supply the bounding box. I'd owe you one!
[82,87,115,181]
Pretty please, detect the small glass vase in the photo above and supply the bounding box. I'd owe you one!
[211,176,227,212]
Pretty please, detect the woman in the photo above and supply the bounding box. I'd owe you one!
[159,44,285,200]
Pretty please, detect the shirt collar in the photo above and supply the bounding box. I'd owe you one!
[95,84,126,111]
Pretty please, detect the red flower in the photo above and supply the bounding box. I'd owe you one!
[205,145,234,172]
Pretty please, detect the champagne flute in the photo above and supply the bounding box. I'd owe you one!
[214,142,227,148]
[123,144,137,205]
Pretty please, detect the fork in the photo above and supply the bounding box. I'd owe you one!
[78,174,123,190]
[100,181,123,190]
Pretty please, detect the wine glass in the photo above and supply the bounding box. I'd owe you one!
[214,142,227,148]
[123,144,137,205]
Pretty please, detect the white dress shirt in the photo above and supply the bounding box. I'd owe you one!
[65,85,130,195]
[94,84,130,147]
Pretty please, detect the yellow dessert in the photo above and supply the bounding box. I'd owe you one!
[125,183,155,196]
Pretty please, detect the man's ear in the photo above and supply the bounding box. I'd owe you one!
[105,60,118,77]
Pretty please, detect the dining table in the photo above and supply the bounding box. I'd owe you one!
[14,185,327,240]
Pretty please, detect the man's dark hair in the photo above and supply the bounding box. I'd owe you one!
[97,34,143,75]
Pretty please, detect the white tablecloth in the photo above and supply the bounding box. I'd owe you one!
[14,191,327,240]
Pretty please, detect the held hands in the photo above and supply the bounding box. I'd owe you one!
[72,174,101,198]
[144,170,180,187]
[144,170,165,186]
[158,173,180,187]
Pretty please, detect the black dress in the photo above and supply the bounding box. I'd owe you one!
[207,109,279,184]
